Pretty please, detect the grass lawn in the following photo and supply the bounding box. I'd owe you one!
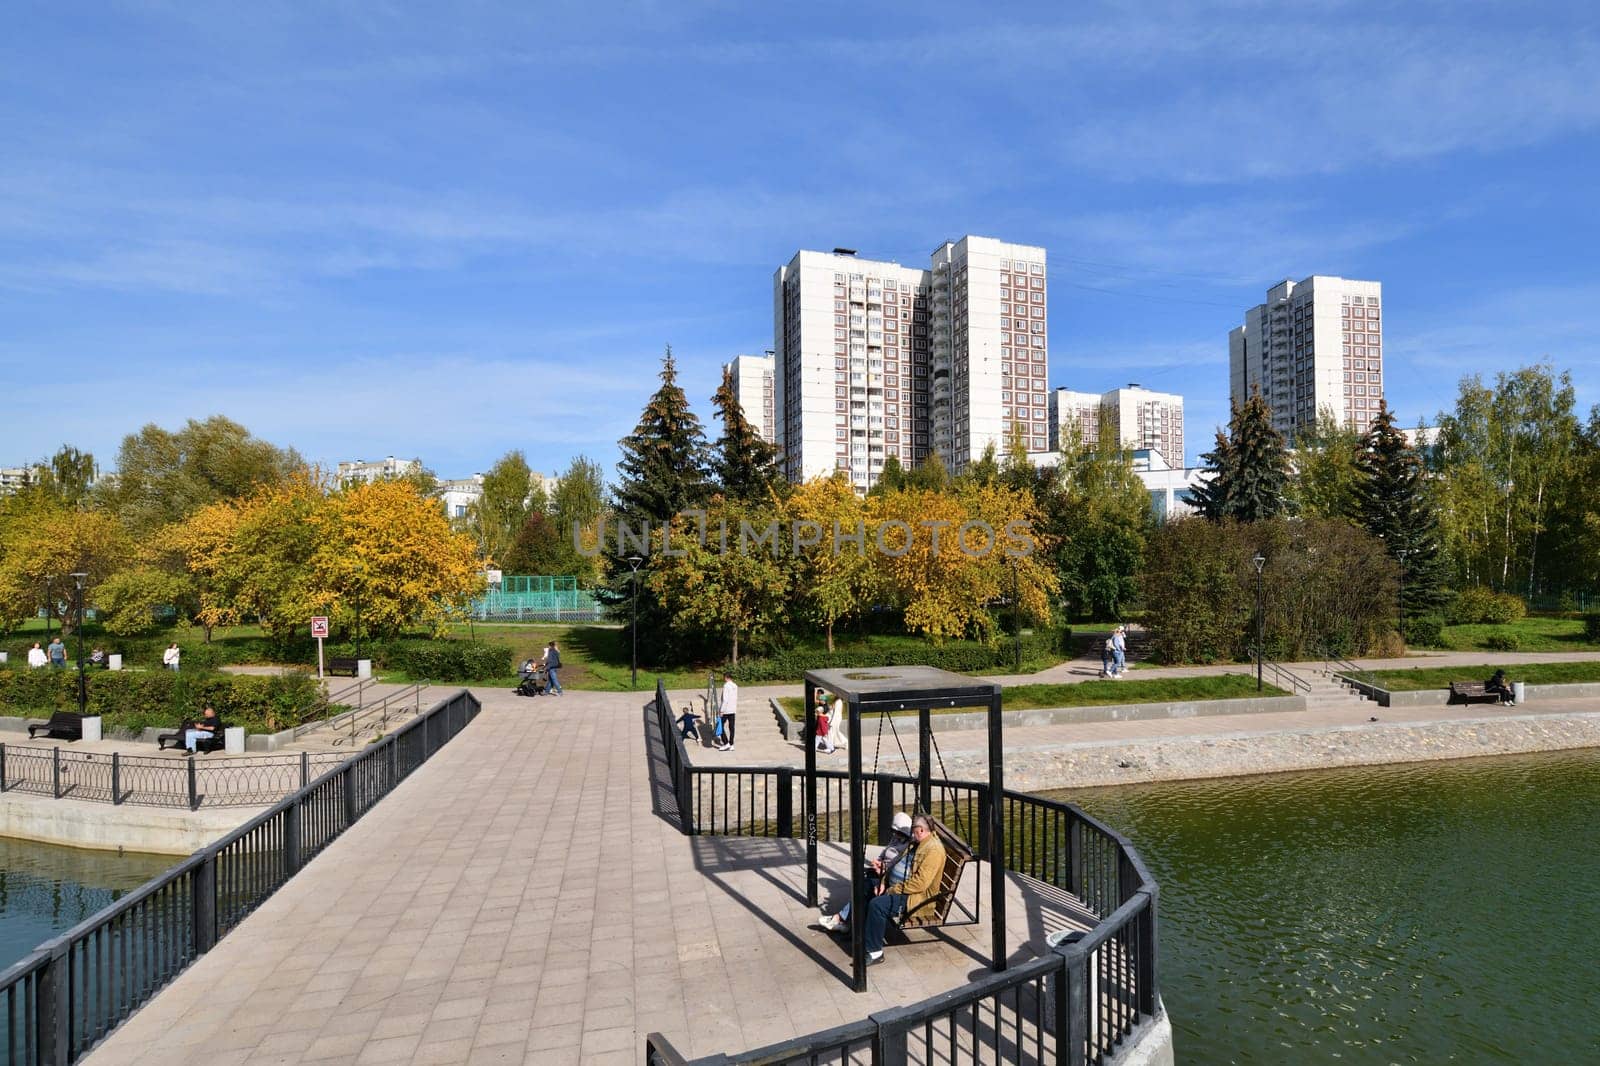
[1434,616,1600,652]
[1362,661,1600,691]
[777,673,1283,717]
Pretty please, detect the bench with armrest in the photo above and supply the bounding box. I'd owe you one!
[157,722,226,753]
[896,817,976,930]
[26,712,84,741]
[1449,681,1507,705]
[325,657,360,678]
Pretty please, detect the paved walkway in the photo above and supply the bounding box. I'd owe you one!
[82,687,1078,1066]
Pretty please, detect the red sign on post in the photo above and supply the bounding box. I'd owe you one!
[310,617,330,639]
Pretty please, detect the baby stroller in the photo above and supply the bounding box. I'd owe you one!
[515,660,547,697]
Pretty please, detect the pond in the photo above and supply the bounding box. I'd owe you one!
[1043,749,1600,1063]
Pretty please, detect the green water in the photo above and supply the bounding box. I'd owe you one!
[0,838,176,971]
[1045,750,1600,1064]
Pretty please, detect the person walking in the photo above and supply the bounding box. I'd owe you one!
[47,636,66,668]
[1100,635,1114,678]
[543,641,563,695]
[716,673,738,751]
[26,642,48,668]
[1111,625,1127,679]
[162,642,181,672]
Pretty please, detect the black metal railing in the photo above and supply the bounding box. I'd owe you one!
[647,684,1160,1065]
[0,743,348,810]
[0,689,481,1065]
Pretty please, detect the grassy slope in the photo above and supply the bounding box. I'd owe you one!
[1363,661,1600,691]
[777,673,1284,717]
[1434,616,1600,652]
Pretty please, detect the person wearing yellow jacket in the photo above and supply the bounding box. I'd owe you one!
[864,814,945,963]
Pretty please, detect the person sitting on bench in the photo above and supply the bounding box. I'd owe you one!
[184,706,222,754]
[1485,669,1515,705]
[819,812,913,933]
[862,815,946,964]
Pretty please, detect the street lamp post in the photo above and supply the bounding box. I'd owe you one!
[1252,552,1266,691]
[70,573,88,717]
[44,573,56,643]
[1011,558,1021,672]
[627,555,645,689]
[1395,547,1409,637]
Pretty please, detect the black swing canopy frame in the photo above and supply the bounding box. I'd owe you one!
[802,665,1008,993]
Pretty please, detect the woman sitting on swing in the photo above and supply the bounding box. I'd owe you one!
[818,811,912,933]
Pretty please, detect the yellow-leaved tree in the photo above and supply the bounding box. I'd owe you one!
[310,479,483,637]
[785,473,879,652]
[0,503,130,633]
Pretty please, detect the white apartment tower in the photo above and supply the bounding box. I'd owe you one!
[774,237,1048,490]
[1050,384,1185,463]
[1229,276,1384,440]
[724,353,777,445]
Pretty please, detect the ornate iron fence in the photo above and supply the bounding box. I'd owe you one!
[0,689,481,1065]
[0,743,347,810]
[648,682,1160,1065]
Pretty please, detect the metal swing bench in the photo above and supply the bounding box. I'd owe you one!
[802,665,1010,993]
[864,704,980,932]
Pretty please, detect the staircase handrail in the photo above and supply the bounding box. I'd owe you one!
[1251,650,1311,694]
[1321,642,1381,691]
[328,683,424,745]
[291,677,377,738]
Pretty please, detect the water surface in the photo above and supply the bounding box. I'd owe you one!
[1045,750,1600,1063]
[0,837,176,971]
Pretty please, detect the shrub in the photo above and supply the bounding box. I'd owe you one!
[1401,615,1445,648]
[1369,630,1407,658]
[1446,588,1527,625]
[1483,630,1521,651]
[1585,613,1600,643]
[0,667,323,735]
[384,641,510,682]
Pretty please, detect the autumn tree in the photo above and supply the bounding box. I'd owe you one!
[311,479,483,638]
[0,504,129,633]
[1289,408,1365,520]
[786,474,879,652]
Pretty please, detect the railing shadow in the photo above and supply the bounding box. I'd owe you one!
[641,704,686,831]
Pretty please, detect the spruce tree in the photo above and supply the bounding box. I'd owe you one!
[613,347,710,525]
[1357,400,1448,615]
[710,364,782,501]
[1195,392,1289,522]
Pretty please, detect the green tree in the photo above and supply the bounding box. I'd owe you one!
[1434,364,1580,593]
[47,446,98,507]
[905,452,950,493]
[1290,408,1364,520]
[613,347,711,526]
[471,450,535,566]
[1194,391,1290,522]
[1041,426,1150,620]
[710,364,782,501]
[961,442,1000,489]
[100,416,302,535]
[1357,401,1449,615]
[648,495,789,665]
[868,454,907,496]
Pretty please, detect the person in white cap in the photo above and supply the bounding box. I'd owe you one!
[819,811,913,933]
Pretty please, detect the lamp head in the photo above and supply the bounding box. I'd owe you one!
[1252,552,1266,573]
[626,554,644,572]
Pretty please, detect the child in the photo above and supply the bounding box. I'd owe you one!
[677,705,701,741]
[815,704,834,753]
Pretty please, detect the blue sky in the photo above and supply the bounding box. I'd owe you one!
[3,1,1597,479]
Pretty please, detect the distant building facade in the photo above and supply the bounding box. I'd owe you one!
[1049,384,1185,462]
[0,467,36,497]
[336,456,422,483]
[774,235,1048,491]
[438,475,484,520]
[1229,276,1384,441]
[724,353,777,445]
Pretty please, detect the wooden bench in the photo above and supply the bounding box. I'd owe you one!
[157,723,226,753]
[897,817,976,930]
[26,712,84,741]
[1449,681,1505,705]
[325,657,360,678]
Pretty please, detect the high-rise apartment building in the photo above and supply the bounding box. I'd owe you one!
[774,236,1047,490]
[1049,384,1185,464]
[724,353,777,445]
[336,456,421,483]
[1229,276,1384,440]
